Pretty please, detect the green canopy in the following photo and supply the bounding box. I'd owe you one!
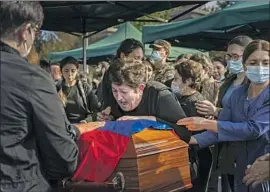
[142,1,269,51]
[48,22,201,63]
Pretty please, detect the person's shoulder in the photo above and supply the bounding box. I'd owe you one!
[146,81,172,98]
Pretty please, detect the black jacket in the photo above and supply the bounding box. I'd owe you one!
[110,81,191,143]
[0,42,79,192]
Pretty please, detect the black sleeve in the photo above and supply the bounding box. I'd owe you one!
[86,90,100,122]
[30,72,79,180]
[100,68,114,110]
[155,90,191,143]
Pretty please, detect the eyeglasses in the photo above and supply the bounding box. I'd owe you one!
[225,54,242,61]
[31,24,41,36]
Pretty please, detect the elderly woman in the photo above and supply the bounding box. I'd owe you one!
[97,59,191,143]
[178,40,270,192]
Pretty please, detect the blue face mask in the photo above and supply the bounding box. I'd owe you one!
[150,51,162,63]
[171,81,181,94]
[227,59,244,74]
[246,66,269,84]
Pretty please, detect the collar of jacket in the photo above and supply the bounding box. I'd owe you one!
[0,41,22,57]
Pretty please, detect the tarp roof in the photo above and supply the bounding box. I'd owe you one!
[40,1,206,33]
[48,22,201,63]
[142,1,270,51]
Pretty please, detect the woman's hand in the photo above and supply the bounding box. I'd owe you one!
[195,100,217,116]
[243,154,270,187]
[177,117,216,132]
[189,136,198,145]
[117,116,156,121]
[97,107,113,121]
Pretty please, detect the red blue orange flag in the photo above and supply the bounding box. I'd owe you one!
[72,120,172,182]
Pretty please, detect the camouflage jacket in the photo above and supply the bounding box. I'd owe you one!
[152,65,175,84]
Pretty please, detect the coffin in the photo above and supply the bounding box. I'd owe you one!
[59,125,191,192]
[107,128,192,192]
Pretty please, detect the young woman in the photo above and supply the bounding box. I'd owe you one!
[212,56,227,83]
[59,56,99,123]
[178,40,270,192]
[195,36,253,192]
[97,59,191,143]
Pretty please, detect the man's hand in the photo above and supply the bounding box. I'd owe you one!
[243,154,270,187]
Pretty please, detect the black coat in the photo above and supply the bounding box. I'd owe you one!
[0,42,80,192]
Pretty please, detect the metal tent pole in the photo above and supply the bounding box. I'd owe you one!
[83,33,89,73]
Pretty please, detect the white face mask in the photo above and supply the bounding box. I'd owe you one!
[22,29,34,58]
[246,66,269,84]
[171,81,181,94]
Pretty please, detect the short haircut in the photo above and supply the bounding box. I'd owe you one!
[60,56,79,70]
[228,35,252,48]
[175,60,203,90]
[108,59,147,88]
[116,38,144,58]
[0,1,44,38]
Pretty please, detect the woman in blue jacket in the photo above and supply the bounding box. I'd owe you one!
[178,40,269,192]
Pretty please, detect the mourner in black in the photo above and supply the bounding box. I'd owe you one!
[100,38,144,110]
[0,2,79,192]
[97,59,191,143]
[58,57,99,123]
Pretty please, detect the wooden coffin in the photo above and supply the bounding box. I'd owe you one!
[107,128,192,192]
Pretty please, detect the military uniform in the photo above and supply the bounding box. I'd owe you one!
[152,64,175,84]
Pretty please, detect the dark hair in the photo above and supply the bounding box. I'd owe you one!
[212,56,227,67]
[39,60,51,73]
[108,59,147,88]
[228,35,252,47]
[116,38,144,58]
[0,1,44,38]
[243,40,269,64]
[175,60,203,90]
[60,56,79,70]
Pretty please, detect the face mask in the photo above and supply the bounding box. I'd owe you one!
[227,59,244,74]
[246,66,269,84]
[220,75,225,81]
[150,51,162,63]
[171,81,181,94]
[22,29,34,58]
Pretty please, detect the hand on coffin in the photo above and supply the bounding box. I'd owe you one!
[117,115,156,121]
[97,107,113,121]
[195,100,217,117]
[74,122,105,135]
[243,154,270,187]
[177,117,211,132]
[80,120,87,124]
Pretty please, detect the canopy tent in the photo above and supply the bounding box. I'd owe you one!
[48,22,201,63]
[41,1,207,71]
[142,1,270,51]
[41,1,206,33]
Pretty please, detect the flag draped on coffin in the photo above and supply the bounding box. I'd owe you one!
[72,120,173,182]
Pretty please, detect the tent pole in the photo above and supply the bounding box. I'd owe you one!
[83,33,89,73]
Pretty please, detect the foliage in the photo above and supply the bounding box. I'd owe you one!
[35,32,82,60]
[27,46,40,65]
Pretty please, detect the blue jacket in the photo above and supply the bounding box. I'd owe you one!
[194,84,270,192]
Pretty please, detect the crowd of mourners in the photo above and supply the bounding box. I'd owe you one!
[0,2,269,192]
